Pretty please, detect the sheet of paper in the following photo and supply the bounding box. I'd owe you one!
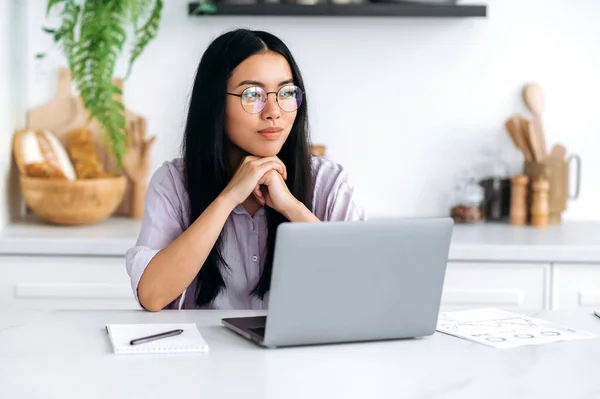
[436,308,597,349]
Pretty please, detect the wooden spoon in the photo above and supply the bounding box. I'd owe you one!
[504,115,532,162]
[523,83,548,159]
[516,115,535,162]
[524,122,543,162]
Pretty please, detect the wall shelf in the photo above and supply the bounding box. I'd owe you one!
[188,2,487,17]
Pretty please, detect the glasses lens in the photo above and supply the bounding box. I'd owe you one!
[277,85,303,112]
[241,87,267,114]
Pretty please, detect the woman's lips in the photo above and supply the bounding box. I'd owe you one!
[258,127,282,140]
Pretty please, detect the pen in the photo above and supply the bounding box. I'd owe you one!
[130,329,184,346]
[594,311,600,319]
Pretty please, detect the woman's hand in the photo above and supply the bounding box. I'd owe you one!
[255,169,320,222]
[253,169,297,214]
[219,156,287,208]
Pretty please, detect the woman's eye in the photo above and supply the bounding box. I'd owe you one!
[244,91,260,99]
[280,88,295,98]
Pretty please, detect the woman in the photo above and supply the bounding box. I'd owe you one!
[126,29,366,312]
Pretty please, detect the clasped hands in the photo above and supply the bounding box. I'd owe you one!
[221,156,300,218]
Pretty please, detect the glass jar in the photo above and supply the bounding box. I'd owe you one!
[478,150,510,222]
[450,173,484,224]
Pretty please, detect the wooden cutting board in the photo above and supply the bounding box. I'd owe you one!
[27,68,77,138]
[25,68,148,217]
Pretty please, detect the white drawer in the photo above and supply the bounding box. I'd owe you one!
[0,256,140,310]
[553,263,600,309]
[441,262,551,311]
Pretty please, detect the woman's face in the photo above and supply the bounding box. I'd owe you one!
[226,51,299,158]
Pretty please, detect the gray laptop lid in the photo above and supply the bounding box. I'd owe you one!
[262,217,453,347]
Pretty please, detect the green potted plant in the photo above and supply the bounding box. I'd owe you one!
[37,0,164,168]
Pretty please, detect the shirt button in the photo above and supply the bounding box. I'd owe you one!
[252,255,258,262]
[251,223,255,230]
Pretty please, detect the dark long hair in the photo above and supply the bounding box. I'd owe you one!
[182,29,313,307]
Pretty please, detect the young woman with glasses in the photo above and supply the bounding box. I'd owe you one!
[126,29,366,311]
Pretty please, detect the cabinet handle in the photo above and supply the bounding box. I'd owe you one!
[579,291,600,307]
[16,282,132,299]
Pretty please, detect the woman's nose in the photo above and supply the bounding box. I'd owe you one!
[261,93,281,120]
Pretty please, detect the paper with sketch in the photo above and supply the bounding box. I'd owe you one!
[436,308,596,349]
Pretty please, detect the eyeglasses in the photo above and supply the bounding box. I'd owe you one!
[227,85,303,114]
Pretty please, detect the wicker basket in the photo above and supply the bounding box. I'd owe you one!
[19,175,127,226]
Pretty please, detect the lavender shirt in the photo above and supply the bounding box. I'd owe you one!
[125,156,366,310]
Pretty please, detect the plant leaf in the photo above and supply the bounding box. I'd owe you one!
[125,0,163,79]
[46,0,65,16]
[45,0,162,167]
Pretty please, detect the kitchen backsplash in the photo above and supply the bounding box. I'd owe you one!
[3,0,600,222]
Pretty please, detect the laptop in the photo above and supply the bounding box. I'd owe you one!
[222,217,454,348]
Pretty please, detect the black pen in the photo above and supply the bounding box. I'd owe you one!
[130,329,184,346]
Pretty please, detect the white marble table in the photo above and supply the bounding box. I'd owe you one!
[1,309,599,398]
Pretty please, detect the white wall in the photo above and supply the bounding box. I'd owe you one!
[0,1,10,228]
[0,0,23,228]
[20,0,600,220]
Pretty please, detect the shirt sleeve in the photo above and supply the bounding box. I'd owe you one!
[125,163,187,309]
[325,176,367,222]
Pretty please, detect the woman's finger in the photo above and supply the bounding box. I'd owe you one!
[242,155,260,165]
[274,156,287,180]
[254,184,262,197]
[253,184,265,204]
[255,162,282,182]
[259,168,283,186]
[252,156,287,179]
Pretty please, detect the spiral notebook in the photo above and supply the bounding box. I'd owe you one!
[105,323,209,355]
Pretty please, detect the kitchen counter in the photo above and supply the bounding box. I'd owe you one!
[448,221,600,263]
[1,217,600,263]
[0,216,141,257]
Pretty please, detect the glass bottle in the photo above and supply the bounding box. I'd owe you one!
[450,172,484,224]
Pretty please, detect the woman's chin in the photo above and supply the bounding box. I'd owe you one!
[245,144,283,158]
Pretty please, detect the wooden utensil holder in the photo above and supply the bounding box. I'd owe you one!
[523,155,580,224]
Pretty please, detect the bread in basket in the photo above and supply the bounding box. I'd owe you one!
[12,128,126,225]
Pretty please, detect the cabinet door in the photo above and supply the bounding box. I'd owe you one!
[440,262,551,311]
[0,256,140,310]
[553,263,600,309]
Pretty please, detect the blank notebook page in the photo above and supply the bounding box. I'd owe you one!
[106,323,209,355]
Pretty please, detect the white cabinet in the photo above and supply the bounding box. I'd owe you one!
[552,263,600,309]
[0,256,140,310]
[440,262,551,311]
[0,257,595,312]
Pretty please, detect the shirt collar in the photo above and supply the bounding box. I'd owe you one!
[232,205,245,215]
[232,205,265,217]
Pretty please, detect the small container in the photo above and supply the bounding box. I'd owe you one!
[478,151,510,222]
[510,174,529,225]
[530,177,550,228]
[450,174,484,224]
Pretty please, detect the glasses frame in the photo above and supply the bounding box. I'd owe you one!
[226,85,303,114]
